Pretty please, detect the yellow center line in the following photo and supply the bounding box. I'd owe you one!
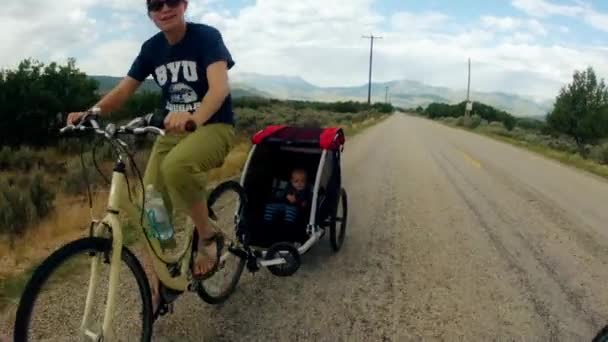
[461,151,482,169]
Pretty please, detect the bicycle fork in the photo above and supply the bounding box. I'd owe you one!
[80,170,126,341]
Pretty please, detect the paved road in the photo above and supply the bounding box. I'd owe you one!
[3,114,608,341]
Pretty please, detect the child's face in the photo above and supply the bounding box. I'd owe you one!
[291,172,307,191]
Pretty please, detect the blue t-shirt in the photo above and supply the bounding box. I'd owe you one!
[127,22,235,126]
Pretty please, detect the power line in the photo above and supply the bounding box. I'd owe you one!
[362,34,382,105]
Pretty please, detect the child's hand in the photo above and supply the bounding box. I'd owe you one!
[287,194,296,203]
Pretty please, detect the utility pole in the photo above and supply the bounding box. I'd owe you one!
[362,34,382,105]
[385,86,389,104]
[465,57,473,118]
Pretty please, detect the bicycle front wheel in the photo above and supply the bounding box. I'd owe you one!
[13,237,153,342]
[196,180,247,304]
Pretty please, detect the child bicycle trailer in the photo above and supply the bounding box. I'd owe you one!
[230,125,348,277]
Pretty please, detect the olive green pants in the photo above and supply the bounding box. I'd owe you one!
[143,123,235,217]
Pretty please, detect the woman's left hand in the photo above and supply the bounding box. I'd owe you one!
[164,111,198,133]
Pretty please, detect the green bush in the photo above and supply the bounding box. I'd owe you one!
[425,100,517,130]
[465,115,482,129]
[0,146,12,169]
[521,133,544,145]
[0,146,43,171]
[456,116,465,126]
[547,138,578,153]
[29,171,56,218]
[0,184,34,237]
[516,117,546,131]
[0,173,54,238]
[590,143,608,164]
[56,137,85,155]
[95,141,116,161]
[62,153,101,195]
[442,117,457,125]
[12,147,36,171]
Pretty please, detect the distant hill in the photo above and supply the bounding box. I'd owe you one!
[90,75,271,98]
[92,75,160,93]
[90,73,554,117]
[231,72,554,117]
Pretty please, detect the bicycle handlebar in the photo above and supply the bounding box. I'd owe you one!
[59,110,197,137]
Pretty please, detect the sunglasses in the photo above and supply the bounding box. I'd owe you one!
[147,0,183,12]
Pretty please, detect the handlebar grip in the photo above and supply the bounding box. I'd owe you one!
[185,120,197,132]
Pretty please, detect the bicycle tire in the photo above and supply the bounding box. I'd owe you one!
[593,325,608,342]
[13,237,153,342]
[330,188,348,252]
[196,180,247,304]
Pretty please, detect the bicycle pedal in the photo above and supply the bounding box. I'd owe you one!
[159,303,174,316]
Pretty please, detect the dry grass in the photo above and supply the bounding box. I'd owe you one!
[0,191,108,280]
[343,114,390,136]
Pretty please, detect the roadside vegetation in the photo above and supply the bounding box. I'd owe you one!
[410,66,608,178]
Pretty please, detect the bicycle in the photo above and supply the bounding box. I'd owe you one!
[12,110,248,341]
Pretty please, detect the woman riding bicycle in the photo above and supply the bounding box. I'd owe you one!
[67,0,235,311]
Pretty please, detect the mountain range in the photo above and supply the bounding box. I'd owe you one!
[91,73,554,117]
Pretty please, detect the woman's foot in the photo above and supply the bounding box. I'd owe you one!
[193,232,223,280]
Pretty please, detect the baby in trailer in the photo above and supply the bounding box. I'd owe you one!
[264,168,312,224]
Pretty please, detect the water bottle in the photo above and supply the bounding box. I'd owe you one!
[144,185,175,246]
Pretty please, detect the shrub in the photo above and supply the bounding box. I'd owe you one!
[516,117,546,131]
[63,153,101,195]
[547,138,578,153]
[0,146,12,169]
[442,117,457,125]
[95,141,116,161]
[13,147,36,171]
[465,115,482,129]
[590,143,608,164]
[0,146,43,171]
[56,137,85,155]
[521,133,544,145]
[455,116,465,126]
[0,178,36,238]
[0,171,56,234]
[29,171,56,218]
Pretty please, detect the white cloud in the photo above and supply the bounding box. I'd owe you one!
[581,6,608,32]
[391,11,449,32]
[481,16,547,36]
[206,1,608,100]
[1,0,99,68]
[79,40,143,76]
[511,0,584,17]
[511,0,608,33]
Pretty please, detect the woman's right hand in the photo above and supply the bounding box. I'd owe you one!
[66,112,85,126]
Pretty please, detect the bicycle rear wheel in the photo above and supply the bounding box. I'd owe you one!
[13,237,153,342]
[330,188,348,252]
[196,180,247,304]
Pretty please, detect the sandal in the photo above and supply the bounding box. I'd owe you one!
[192,232,224,281]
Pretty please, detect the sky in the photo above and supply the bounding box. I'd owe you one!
[2,0,608,102]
